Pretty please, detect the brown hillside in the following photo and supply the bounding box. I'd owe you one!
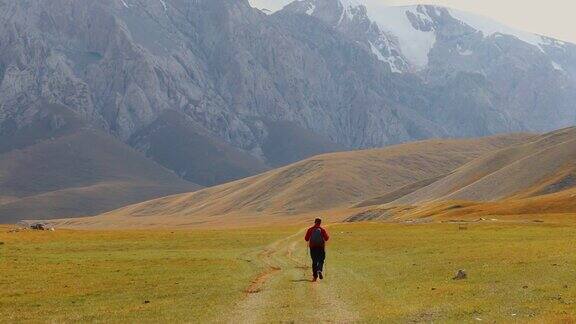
[372,186,576,223]
[390,127,576,205]
[347,127,576,223]
[0,104,200,223]
[51,133,532,228]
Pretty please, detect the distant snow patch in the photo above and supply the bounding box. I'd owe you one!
[457,44,473,56]
[247,0,293,13]
[370,42,387,61]
[365,6,436,68]
[306,3,315,15]
[246,1,568,69]
[552,61,564,71]
[448,8,545,51]
[410,7,434,26]
[370,42,402,73]
[541,37,568,50]
[337,0,361,25]
[340,0,361,9]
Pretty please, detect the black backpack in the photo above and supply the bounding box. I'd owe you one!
[310,228,325,245]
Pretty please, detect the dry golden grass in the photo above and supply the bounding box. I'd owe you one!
[0,128,198,223]
[337,127,576,224]
[3,223,576,322]
[327,222,576,322]
[392,127,576,205]
[396,188,576,223]
[50,134,531,229]
[0,225,295,322]
[348,186,576,224]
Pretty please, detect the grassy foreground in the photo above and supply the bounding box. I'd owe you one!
[1,222,576,322]
[0,226,294,322]
[326,223,576,322]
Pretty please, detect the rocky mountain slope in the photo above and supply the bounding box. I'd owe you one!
[46,133,531,228]
[128,110,270,185]
[1,0,575,222]
[281,0,576,135]
[2,0,574,162]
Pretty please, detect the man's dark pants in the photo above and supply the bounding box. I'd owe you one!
[310,247,326,278]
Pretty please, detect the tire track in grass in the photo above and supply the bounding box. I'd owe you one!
[228,230,303,323]
[228,228,358,323]
[286,238,359,323]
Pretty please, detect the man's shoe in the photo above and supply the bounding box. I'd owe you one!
[318,271,323,280]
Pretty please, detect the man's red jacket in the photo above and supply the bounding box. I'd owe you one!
[304,225,330,248]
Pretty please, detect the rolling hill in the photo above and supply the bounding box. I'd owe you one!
[395,187,576,223]
[390,127,576,204]
[0,104,200,223]
[47,133,532,228]
[351,127,576,222]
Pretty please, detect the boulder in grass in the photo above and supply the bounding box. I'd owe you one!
[453,269,467,280]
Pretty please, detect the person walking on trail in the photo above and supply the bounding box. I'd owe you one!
[304,218,330,282]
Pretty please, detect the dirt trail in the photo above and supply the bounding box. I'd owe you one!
[228,229,358,323]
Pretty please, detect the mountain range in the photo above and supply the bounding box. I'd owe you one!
[1,0,575,222]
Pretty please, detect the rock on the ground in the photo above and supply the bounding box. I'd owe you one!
[453,269,467,280]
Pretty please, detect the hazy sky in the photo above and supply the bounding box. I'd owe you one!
[251,0,576,43]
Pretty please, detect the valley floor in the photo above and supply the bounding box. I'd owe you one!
[1,222,576,322]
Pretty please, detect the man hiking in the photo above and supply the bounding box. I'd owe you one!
[304,218,330,282]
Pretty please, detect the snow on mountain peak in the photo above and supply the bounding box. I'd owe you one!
[248,0,294,13]
[336,0,363,24]
[305,2,315,15]
[248,0,569,68]
[364,5,437,68]
[447,8,544,48]
[118,0,168,11]
[340,0,360,8]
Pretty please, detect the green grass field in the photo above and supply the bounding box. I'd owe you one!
[328,223,576,323]
[0,226,294,322]
[1,222,575,323]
